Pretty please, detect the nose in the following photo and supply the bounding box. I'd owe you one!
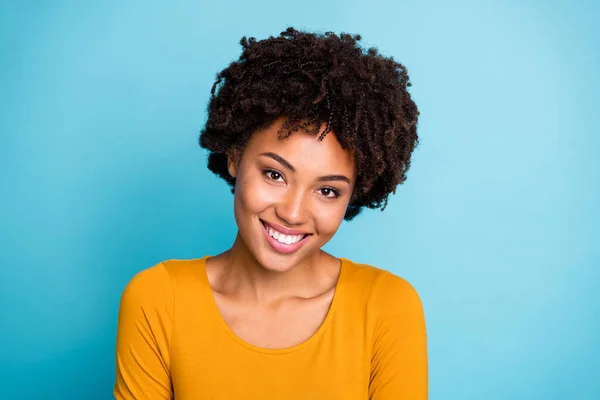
[275,188,310,226]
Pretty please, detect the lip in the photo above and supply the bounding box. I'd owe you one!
[261,220,310,236]
[260,220,312,254]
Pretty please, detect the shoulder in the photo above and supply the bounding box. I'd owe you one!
[342,258,424,319]
[120,257,207,312]
[120,262,173,314]
[340,257,382,289]
[371,269,422,310]
[369,268,425,335]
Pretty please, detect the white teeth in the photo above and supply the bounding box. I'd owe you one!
[265,223,304,245]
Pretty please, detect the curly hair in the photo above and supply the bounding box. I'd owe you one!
[199,27,419,220]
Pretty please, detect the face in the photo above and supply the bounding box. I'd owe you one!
[228,117,356,272]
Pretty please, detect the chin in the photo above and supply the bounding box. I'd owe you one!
[251,244,306,273]
[256,256,296,273]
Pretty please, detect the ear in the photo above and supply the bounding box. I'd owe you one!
[227,151,239,178]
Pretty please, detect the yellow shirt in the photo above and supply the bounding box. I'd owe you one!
[114,256,427,399]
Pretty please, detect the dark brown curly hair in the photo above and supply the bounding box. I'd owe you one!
[199,27,419,220]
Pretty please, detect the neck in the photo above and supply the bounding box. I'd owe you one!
[211,232,337,305]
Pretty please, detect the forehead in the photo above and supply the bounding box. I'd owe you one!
[243,118,355,176]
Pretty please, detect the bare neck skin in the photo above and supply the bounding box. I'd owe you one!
[207,234,340,307]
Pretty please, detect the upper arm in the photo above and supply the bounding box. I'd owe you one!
[114,263,174,400]
[368,271,428,400]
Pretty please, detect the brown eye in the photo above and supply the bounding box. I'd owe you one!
[270,171,281,181]
[263,169,284,182]
[319,187,340,198]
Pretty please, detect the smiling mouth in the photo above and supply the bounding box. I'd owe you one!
[260,220,312,246]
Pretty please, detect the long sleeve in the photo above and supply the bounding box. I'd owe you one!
[114,263,174,400]
[368,270,428,399]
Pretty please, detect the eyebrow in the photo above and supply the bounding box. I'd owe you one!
[261,152,295,171]
[317,175,351,184]
[259,152,351,184]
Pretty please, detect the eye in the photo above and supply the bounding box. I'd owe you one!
[264,169,285,182]
[319,187,340,199]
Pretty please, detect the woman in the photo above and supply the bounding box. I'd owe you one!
[114,27,427,399]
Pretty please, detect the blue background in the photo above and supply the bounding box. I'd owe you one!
[1,0,598,398]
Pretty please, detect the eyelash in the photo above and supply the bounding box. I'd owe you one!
[262,169,341,199]
[318,187,341,199]
[264,169,285,183]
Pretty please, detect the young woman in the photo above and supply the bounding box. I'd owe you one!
[114,27,427,399]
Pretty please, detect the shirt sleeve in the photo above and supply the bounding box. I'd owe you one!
[114,263,174,400]
[368,270,428,399]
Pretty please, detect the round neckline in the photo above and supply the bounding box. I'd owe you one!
[198,255,346,355]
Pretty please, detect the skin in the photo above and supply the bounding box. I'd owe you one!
[206,116,356,349]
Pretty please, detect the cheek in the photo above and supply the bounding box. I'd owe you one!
[312,202,347,236]
[235,174,278,214]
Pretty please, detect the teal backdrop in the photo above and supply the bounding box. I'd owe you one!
[1,0,598,398]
